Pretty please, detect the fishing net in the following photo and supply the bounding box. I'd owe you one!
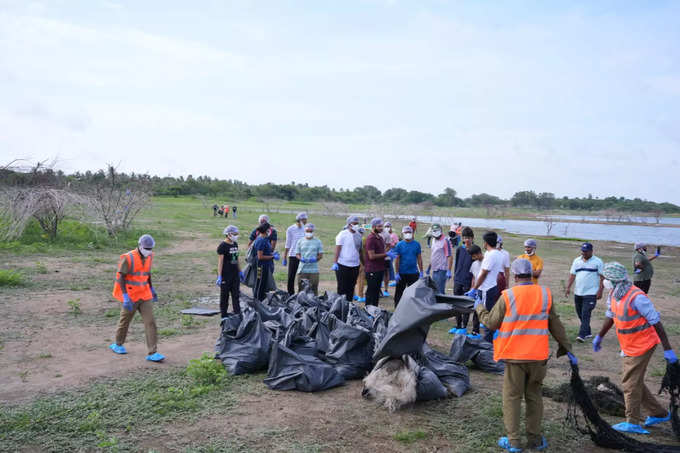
[567,362,680,452]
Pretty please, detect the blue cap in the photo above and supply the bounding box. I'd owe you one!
[581,242,593,252]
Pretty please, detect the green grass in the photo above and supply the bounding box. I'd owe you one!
[0,269,24,287]
[394,430,428,444]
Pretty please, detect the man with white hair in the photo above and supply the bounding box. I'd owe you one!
[332,215,363,301]
[517,238,543,284]
[632,242,660,294]
[283,212,309,294]
[247,214,278,250]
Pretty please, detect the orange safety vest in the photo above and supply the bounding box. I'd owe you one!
[112,248,153,302]
[610,286,660,357]
[493,284,551,362]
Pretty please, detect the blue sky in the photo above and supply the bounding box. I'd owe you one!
[1,1,679,203]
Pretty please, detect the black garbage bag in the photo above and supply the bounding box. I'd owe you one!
[416,364,448,401]
[418,344,470,397]
[214,310,272,375]
[329,294,350,322]
[374,278,474,360]
[245,295,295,332]
[324,321,375,379]
[307,312,335,353]
[448,333,504,374]
[347,303,374,331]
[365,305,391,353]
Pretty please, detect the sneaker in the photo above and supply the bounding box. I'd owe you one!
[585,334,594,339]
[388,281,397,287]
[644,411,671,427]
[611,422,649,434]
[498,436,522,452]
[382,291,390,297]
[109,343,127,354]
[576,336,585,343]
[146,352,165,362]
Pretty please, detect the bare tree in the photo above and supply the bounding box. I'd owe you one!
[652,210,663,224]
[0,187,36,241]
[544,216,555,236]
[32,189,84,239]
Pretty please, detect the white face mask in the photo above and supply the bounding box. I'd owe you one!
[139,248,152,257]
[404,233,413,240]
[305,232,314,238]
[525,249,535,256]
[432,231,442,238]
[349,224,358,232]
[229,234,239,242]
[603,279,614,290]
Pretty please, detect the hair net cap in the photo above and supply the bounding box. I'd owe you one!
[138,234,155,248]
[258,214,270,224]
[384,221,392,227]
[346,215,359,224]
[296,212,308,221]
[524,238,537,248]
[497,234,503,244]
[603,262,628,282]
[358,227,365,234]
[634,242,646,250]
[510,258,532,275]
[305,223,315,231]
[223,225,239,236]
[370,217,383,227]
[431,223,442,232]
[402,226,413,233]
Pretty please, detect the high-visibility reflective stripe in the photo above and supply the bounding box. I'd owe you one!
[612,290,645,321]
[504,287,549,322]
[618,323,653,335]
[496,328,549,338]
[127,252,135,272]
[124,280,149,287]
[128,272,150,276]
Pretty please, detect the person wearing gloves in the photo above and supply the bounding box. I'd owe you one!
[110,234,164,362]
[592,261,675,434]
[517,239,543,284]
[451,227,475,334]
[283,212,308,295]
[216,225,243,318]
[428,223,453,294]
[253,222,279,301]
[476,258,574,452]
[295,223,323,295]
[364,218,396,306]
[387,222,399,286]
[333,215,363,302]
[496,235,511,292]
[564,242,604,343]
[247,214,278,250]
[632,243,660,294]
[380,221,395,296]
[392,225,423,306]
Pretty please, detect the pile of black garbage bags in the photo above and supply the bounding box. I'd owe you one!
[214,278,503,408]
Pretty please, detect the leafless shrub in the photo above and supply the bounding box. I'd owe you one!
[545,216,555,236]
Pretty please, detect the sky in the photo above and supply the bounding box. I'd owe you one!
[1,0,679,203]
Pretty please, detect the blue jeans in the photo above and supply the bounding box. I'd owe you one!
[432,270,447,294]
[575,295,597,338]
[387,260,395,280]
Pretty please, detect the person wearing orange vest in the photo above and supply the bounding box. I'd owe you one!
[476,258,573,452]
[592,261,675,434]
[110,234,164,362]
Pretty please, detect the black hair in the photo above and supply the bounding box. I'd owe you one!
[483,231,497,248]
[257,222,270,234]
[468,244,482,256]
[461,226,474,238]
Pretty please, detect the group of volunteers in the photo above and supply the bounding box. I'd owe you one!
[106,211,676,452]
[212,203,238,218]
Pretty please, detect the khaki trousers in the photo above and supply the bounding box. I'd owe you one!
[297,273,320,295]
[503,361,547,448]
[355,263,365,297]
[114,299,158,355]
[621,345,667,425]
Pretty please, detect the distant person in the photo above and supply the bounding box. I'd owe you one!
[253,222,279,301]
[283,212,308,295]
[452,227,475,334]
[212,204,219,216]
[466,244,484,338]
[332,216,363,302]
[393,225,423,306]
[448,225,460,247]
[496,235,511,292]
[428,223,453,295]
[295,223,323,295]
[517,239,543,284]
[232,205,237,219]
[380,221,395,296]
[224,204,230,218]
[248,214,278,250]
[387,222,399,287]
[564,242,604,343]
[409,217,418,233]
[354,227,367,302]
[364,218,394,306]
[110,234,164,362]
[632,243,660,294]
[216,226,244,317]
[466,231,505,342]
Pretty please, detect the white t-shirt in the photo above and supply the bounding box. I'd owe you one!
[470,260,481,281]
[499,249,510,269]
[479,248,505,291]
[335,229,361,267]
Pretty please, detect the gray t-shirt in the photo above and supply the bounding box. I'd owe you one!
[633,251,653,281]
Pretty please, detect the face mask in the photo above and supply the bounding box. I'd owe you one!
[432,231,442,238]
[526,250,535,256]
[229,234,239,242]
[139,248,152,257]
[305,232,314,238]
[404,233,413,240]
[603,279,614,290]
[349,224,357,232]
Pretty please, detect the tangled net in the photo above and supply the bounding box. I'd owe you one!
[567,362,680,452]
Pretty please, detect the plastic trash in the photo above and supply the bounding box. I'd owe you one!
[214,311,272,375]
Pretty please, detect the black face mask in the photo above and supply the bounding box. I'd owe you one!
[449,231,456,238]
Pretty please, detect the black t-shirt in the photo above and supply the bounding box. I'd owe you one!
[217,240,240,278]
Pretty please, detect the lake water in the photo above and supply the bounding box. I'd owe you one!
[541,214,680,225]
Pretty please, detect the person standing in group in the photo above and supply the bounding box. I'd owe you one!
[354,227,367,302]
[224,204,230,218]
[451,227,475,334]
[517,239,543,284]
[428,223,453,295]
[364,218,395,306]
[283,212,308,295]
[110,234,164,362]
[232,205,237,219]
[380,221,395,296]
[448,225,460,247]
[253,222,280,301]
[393,225,423,306]
[466,231,506,342]
[295,223,323,295]
[387,222,399,287]
[632,243,660,294]
[466,245,484,338]
[592,261,676,434]
[476,258,575,452]
[496,235,511,293]
[216,226,244,317]
[332,216,363,302]
[409,217,417,233]
[212,204,219,216]
[564,242,604,343]
[248,214,278,250]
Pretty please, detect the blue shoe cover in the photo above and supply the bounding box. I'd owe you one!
[530,436,548,451]
[456,328,467,334]
[498,437,522,452]
[611,422,649,434]
[382,291,390,297]
[467,333,482,339]
[109,343,127,354]
[448,327,458,334]
[388,281,397,287]
[644,411,671,427]
[353,295,359,301]
[146,352,165,362]
[358,297,366,303]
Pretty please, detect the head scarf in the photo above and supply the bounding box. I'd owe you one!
[603,261,632,300]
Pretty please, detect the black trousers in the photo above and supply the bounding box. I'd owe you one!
[253,265,271,302]
[219,273,240,317]
[635,279,651,294]
[336,263,360,302]
[454,282,471,329]
[394,273,419,307]
[286,256,300,294]
[481,285,500,342]
[365,270,385,306]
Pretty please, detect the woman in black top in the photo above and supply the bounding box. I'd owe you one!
[216,225,243,317]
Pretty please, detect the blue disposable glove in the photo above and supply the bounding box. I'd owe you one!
[273,251,280,261]
[122,294,133,312]
[634,268,642,274]
[299,257,307,263]
[239,271,245,282]
[419,271,424,278]
[282,257,287,266]
[664,350,678,364]
[216,275,222,286]
[465,289,480,299]
[567,352,578,365]
[151,287,158,302]
[473,295,483,309]
[592,335,603,352]
[425,265,431,276]
[386,250,398,260]
[307,257,317,263]
[446,270,452,279]
[655,251,660,257]
[395,273,401,282]
[331,263,339,271]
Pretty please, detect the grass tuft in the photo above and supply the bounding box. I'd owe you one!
[0,269,24,287]
[394,430,428,444]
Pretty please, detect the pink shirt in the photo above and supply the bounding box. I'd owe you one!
[430,236,452,271]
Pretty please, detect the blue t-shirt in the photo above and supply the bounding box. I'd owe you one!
[253,236,273,271]
[394,240,421,274]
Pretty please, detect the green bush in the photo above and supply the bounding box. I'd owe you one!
[186,353,228,387]
[0,269,24,287]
